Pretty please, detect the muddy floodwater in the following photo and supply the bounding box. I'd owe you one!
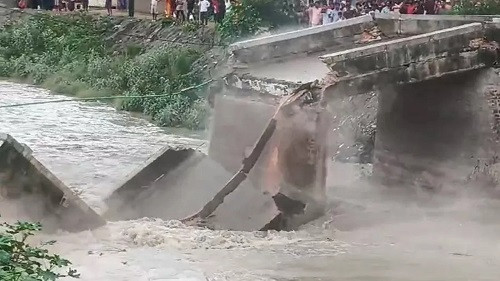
[1,81,500,281]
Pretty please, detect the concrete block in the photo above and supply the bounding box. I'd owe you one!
[0,134,105,232]
[104,145,198,219]
[208,94,279,189]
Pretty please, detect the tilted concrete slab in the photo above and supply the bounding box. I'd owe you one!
[208,94,279,186]
[104,145,198,220]
[104,143,281,231]
[207,92,330,229]
[0,134,105,232]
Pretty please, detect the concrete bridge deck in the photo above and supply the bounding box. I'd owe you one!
[227,14,500,96]
[219,14,500,190]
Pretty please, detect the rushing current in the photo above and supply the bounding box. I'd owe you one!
[1,81,500,281]
[0,82,207,213]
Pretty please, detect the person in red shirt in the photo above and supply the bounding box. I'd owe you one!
[212,0,219,22]
[17,0,27,9]
[400,0,416,14]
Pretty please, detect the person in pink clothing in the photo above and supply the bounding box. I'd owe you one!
[212,0,219,22]
[308,1,322,26]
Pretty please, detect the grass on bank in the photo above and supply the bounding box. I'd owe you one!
[0,13,209,129]
[0,219,79,281]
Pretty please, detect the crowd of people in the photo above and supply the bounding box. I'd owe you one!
[149,0,457,27]
[150,0,231,23]
[303,0,455,26]
[16,0,458,27]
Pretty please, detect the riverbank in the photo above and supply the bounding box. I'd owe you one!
[0,10,224,129]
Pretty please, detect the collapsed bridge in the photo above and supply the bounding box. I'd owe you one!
[223,13,500,190]
[1,14,500,232]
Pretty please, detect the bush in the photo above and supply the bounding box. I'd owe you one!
[218,0,297,42]
[451,0,500,15]
[249,0,297,28]
[0,220,79,281]
[219,1,262,40]
[0,13,210,129]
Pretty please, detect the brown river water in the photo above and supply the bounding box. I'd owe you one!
[1,81,500,281]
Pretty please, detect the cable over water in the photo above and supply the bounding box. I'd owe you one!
[0,79,214,109]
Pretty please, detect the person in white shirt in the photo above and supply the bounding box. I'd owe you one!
[199,0,211,25]
[151,0,159,20]
[323,6,334,25]
[331,2,341,22]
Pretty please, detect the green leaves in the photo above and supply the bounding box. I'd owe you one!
[451,0,500,15]
[218,0,297,42]
[0,218,79,281]
[218,2,262,41]
[0,13,209,130]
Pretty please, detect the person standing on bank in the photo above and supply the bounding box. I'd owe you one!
[82,0,89,11]
[105,0,112,15]
[216,0,226,23]
[187,0,195,20]
[199,0,210,25]
[175,0,186,22]
[151,0,159,20]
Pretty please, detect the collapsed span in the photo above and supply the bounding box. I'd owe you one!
[0,134,105,232]
[104,145,282,231]
[105,85,330,231]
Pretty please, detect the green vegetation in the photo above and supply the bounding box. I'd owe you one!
[451,0,500,15]
[0,219,79,281]
[0,13,209,129]
[219,0,297,41]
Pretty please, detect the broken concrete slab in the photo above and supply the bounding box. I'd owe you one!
[105,91,329,231]
[0,133,105,232]
[104,145,198,220]
[104,145,281,231]
[208,94,280,191]
[206,89,330,228]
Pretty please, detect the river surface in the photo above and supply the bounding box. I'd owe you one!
[1,81,500,281]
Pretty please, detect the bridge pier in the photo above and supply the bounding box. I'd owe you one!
[373,70,497,189]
